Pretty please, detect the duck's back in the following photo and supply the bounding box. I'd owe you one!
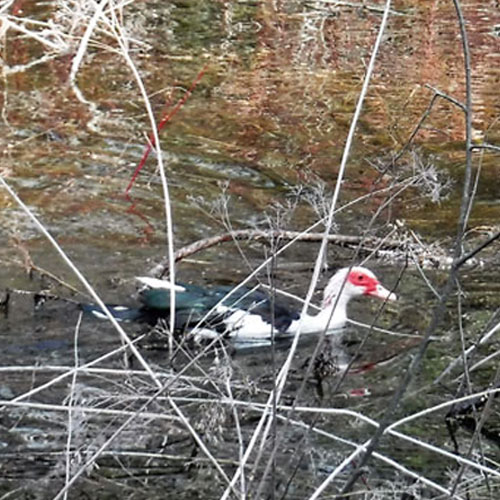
[140,284,299,337]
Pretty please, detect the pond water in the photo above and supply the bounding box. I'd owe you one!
[0,1,499,499]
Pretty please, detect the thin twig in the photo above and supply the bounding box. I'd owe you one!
[64,312,83,500]
[471,142,500,153]
[453,230,500,268]
[104,4,177,354]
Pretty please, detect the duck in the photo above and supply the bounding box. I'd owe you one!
[82,266,396,342]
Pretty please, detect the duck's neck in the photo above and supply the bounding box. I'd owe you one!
[298,293,350,334]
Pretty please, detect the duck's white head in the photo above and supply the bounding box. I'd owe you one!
[322,266,397,308]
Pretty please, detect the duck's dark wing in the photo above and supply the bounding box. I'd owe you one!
[138,283,217,326]
[239,297,300,334]
[140,284,300,335]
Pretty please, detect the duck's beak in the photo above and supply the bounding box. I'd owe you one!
[367,283,397,302]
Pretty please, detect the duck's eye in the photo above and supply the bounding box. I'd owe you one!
[355,274,365,282]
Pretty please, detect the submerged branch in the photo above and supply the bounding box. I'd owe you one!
[149,229,408,277]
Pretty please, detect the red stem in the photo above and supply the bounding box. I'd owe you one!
[125,64,208,194]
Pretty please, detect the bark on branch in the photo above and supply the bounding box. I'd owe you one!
[149,230,407,278]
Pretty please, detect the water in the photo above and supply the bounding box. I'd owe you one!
[0,1,499,498]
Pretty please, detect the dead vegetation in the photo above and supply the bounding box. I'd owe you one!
[0,1,500,499]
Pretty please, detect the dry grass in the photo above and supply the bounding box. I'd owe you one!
[0,1,499,499]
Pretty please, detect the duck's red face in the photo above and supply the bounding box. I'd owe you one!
[347,269,397,301]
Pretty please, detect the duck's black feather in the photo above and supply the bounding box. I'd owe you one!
[83,283,300,335]
[139,284,299,333]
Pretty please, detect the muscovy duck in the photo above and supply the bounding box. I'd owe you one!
[83,267,396,341]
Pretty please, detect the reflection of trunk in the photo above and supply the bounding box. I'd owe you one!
[0,290,10,317]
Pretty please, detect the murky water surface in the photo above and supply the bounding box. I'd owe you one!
[0,1,500,498]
